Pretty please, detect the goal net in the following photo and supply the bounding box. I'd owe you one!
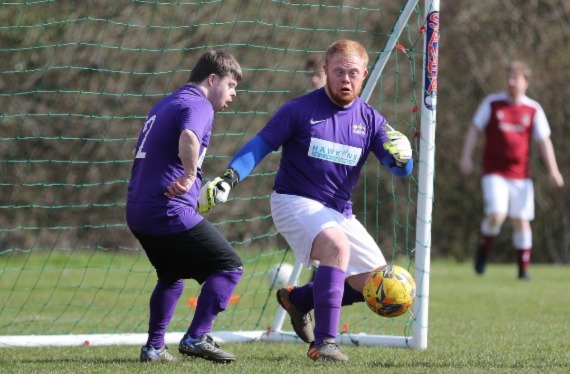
[0,0,438,349]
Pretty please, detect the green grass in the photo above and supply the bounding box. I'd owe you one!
[1,260,569,372]
[0,249,411,337]
[0,249,303,335]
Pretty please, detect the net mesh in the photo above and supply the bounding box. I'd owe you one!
[1,0,427,340]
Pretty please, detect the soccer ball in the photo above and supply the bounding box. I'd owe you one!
[363,265,416,318]
[267,263,293,289]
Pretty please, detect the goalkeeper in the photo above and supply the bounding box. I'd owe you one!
[200,40,413,362]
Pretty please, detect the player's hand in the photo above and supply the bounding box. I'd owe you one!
[383,128,412,167]
[197,168,240,213]
[164,175,194,198]
[198,177,231,213]
[549,170,564,188]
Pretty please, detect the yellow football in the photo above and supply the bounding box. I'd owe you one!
[363,265,416,318]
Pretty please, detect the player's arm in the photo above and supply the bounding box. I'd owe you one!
[165,129,199,198]
[380,153,413,177]
[461,96,492,176]
[198,135,273,213]
[537,137,564,188]
[378,124,413,177]
[459,124,480,176]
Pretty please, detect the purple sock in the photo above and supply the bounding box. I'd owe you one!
[342,280,364,305]
[289,282,314,314]
[312,265,345,345]
[147,279,184,348]
[187,268,243,338]
[290,280,363,314]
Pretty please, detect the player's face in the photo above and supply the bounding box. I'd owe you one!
[506,71,528,100]
[209,74,238,112]
[324,53,368,107]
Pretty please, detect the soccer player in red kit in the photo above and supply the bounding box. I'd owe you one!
[460,61,564,280]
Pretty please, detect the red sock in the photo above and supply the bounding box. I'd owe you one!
[479,234,495,253]
[516,249,532,270]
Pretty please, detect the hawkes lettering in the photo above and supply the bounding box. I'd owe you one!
[308,138,362,166]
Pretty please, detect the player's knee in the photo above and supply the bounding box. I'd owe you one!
[481,216,503,235]
[311,228,350,268]
[208,268,243,311]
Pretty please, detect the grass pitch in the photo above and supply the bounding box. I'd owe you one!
[1,261,569,373]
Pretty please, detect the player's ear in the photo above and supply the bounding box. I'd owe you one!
[207,73,218,87]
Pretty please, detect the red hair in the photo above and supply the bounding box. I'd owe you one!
[325,40,369,68]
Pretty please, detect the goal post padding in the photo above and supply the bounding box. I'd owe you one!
[0,0,437,348]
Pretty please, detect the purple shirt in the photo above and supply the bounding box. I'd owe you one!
[258,88,391,216]
[126,85,212,234]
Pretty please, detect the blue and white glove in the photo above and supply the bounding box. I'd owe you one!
[382,124,412,167]
[198,168,240,213]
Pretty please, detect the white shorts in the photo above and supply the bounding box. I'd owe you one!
[482,174,534,220]
[270,192,386,277]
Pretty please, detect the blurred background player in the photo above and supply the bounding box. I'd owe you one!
[127,50,244,363]
[305,54,327,90]
[199,40,413,361]
[460,60,564,280]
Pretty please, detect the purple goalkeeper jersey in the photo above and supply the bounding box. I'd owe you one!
[126,85,212,235]
[258,88,391,216]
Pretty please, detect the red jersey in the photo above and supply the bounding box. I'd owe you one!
[472,92,551,179]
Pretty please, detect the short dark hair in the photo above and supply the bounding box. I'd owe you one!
[188,50,243,83]
[305,54,324,72]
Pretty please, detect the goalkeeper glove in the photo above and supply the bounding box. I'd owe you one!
[198,168,240,213]
[383,127,412,167]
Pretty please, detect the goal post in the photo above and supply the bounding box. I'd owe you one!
[412,0,440,350]
[0,0,438,349]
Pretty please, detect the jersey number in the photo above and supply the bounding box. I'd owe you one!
[135,115,157,159]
